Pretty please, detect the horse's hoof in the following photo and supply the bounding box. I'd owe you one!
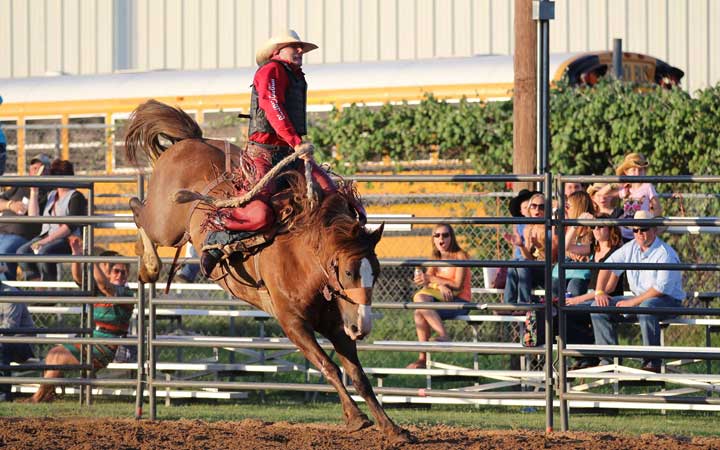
[346,414,373,432]
[138,265,156,284]
[387,427,415,445]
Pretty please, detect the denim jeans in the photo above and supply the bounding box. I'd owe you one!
[0,233,29,281]
[565,299,595,346]
[178,244,200,282]
[503,265,544,304]
[552,277,590,300]
[590,294,681,367]
[16,236,70,281]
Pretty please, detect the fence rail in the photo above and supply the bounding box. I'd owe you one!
[1,173,719,432]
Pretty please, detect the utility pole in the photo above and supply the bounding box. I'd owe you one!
[513,0,537,192]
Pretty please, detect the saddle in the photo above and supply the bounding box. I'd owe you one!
[202,184,300,261]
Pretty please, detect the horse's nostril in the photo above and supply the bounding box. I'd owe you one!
[350,325,359,333]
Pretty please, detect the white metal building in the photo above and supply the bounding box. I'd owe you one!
[0,0,718,93]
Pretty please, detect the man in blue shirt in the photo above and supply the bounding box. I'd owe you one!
[591,210,684,372]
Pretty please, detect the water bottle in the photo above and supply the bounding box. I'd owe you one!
[414,267,423,278]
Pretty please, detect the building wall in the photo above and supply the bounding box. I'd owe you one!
[0,0,718,93]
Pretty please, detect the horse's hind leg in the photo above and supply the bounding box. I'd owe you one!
[328,330,414,444]
[281,322,371,432]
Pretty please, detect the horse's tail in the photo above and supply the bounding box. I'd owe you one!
[125,99,204,166]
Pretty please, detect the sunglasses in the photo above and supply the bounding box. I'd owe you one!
[632,227,651,234]
[590,225,609,230]
[529,203,545,210]
[433,232,450,239]
[111,268,128,276]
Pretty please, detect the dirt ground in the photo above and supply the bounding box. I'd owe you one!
[0,418,719,450]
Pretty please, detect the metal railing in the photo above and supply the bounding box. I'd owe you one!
[1,173,719,431]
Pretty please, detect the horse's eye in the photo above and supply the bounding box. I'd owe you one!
[345,270,353,278]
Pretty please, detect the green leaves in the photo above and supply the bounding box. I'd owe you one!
[308,81,720,179]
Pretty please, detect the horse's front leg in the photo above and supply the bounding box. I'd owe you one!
[282,322,371,432]
[328,330,415,444]
[129,197,161,283]
[135,228,161,283]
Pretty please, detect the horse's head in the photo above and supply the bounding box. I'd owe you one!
[287,176,384,340]
[326,223,384,341]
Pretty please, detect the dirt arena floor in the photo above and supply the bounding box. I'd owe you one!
[1,417,719,450]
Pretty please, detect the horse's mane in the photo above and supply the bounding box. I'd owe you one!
[281,172,371,256]
[125,99,204,166]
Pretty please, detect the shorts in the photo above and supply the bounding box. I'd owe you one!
[415,287,469,320]
[63,329,123,370]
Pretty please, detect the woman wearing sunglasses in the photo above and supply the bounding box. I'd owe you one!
[27,236,134,402]
[407,224,471,369]
[504,193,554,304]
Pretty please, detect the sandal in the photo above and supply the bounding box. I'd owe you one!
[406,359,427,369]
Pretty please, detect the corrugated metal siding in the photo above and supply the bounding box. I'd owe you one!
[0,0,718,92]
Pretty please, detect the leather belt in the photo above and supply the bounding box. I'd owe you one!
[248,141,292,152]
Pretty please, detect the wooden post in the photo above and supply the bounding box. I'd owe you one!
[17,117,26,175]
[105,113,114,174]
[60,115,70,161]
[513,0,537,192]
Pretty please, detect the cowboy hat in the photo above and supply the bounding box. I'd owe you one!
[633,210,654,221]
[255,30,318,65]
[509,189,541,218]
[616,152,649,176]
[633,209,668,233]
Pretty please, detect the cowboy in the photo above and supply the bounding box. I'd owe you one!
[200,30,366,276]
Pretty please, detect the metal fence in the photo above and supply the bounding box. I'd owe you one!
[2,172,720,432]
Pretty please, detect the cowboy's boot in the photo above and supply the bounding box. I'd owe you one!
[200,230,256,276]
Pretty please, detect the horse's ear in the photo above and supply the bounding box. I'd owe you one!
[369,223,384,247]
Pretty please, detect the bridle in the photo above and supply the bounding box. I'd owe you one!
[316,252,373,306]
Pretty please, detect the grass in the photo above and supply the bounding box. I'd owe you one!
[3,397,720,437]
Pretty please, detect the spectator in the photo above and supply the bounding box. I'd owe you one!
[27,236,133,402]
[0,95,6,176]
[504,193,555,304]
[590,210,684,372]
[552,182,583,217]
[0,154,51,281]
[406,224,471,369]
[564,214,626,369]
[505,189,540,260]
[586,183,623,218]
[0,298,35,401]
[613,152,663,242]
[16,159,87,281]
[563,182,583,200]
[553,191,594,299]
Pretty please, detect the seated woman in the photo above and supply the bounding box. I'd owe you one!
[504,193,555,303]
[406,224,471,369]
[553,191,595,298]
[564,214,625,369]
[16,159,87,281]
[27,236,133,402]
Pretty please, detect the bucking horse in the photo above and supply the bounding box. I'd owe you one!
[124,100,412,444]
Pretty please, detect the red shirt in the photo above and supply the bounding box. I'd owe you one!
[249,58,304,148]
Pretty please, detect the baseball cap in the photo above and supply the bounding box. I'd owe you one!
[30,153,51,166]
